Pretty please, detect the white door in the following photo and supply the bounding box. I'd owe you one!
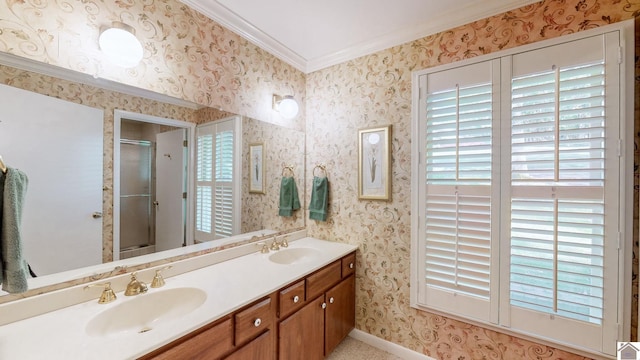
[0,84,103,276]
[155,129,186,252]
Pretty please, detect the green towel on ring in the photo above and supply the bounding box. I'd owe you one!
[278,176,300,217]
[309,176,328,222]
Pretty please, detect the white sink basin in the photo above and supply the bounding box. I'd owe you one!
[269,248,321,265]
[86,287,206,337]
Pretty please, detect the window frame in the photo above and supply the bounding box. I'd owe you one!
[410,20,634,358]
[195,115,242,242]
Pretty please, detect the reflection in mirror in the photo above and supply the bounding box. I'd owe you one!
[115,113,195,261]
[0,57,305,302]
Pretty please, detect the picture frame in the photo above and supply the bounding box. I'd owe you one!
[249,142,265,194]
[358,125,391,201]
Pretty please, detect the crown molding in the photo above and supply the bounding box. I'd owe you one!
[182,0,540,74]
[0,52,200,109]
[182,0,307,72]
[305,0,542,73]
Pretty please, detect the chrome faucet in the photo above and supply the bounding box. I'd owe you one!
[124,272,148,296]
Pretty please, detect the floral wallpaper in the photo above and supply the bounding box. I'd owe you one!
[241,117,306,233]
[0,0,306,132]
[305,0,640,359]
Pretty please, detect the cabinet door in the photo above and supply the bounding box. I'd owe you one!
[225,329,274,360]
[278,296,324,360]
[325,275,355,355]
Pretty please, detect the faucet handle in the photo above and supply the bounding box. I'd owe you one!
[270,240,280,251]
[256,242,269,253]
[84,282,117,304]
[281,236,289,248]
[151,266,173,288]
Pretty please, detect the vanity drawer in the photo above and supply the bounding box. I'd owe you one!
[279,280,306,319]
[141,316,233,360]
[306,260,341,300]
[235,295,274,345]
[341,252,356,278]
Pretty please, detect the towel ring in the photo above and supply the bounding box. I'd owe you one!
[313,164,327,177]
[282,165,295,177]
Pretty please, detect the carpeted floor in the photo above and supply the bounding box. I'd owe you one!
[326,337,404,360]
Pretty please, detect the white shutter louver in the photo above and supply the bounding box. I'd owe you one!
[509,61,605,325]
[196,134,213,233]
[425,81,493,300]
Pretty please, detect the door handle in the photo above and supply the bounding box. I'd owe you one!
[92,212,103,219]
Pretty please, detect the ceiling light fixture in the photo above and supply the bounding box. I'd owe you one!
[273,94,299,119]
[99,21,143,68]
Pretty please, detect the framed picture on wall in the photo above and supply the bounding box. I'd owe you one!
[358,125,391,201]
[249,142,265,194]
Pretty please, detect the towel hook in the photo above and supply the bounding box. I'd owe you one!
[282,165,295,177]
[313,164,327,177]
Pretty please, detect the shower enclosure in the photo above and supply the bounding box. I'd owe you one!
[119,139,156,259]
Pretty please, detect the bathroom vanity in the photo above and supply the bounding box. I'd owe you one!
[142,251,356,359]
[0,237,357,360]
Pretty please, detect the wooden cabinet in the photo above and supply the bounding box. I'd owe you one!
[278,253,356,360]
[324,275,355,354]
[140,316,233,360]
[225,329,275,360]
[235,295,274,345]
[140,251,355,360]
[279,296,325,360]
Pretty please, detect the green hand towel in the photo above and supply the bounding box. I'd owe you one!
[279,176,300,217]
[309,176,328,222]
[1,167,30,293]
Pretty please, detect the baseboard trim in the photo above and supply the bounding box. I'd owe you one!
[348,329,436,360]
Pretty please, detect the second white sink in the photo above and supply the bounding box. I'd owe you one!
[86,287,206,337]
[269,248,321,265]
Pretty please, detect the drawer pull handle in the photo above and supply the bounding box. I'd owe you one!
[329,297,335,304]
[322,302,327,309]
[349,262,354,269]
[293,295,300,303]
[254,318,262,327]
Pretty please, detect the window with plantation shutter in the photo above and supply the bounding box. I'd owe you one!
[412,26,632,357]
[196,117,241,241]
[509,61,606,326]
[419,59,500,322]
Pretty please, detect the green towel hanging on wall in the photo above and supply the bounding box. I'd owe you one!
[279,176,300,217]
[309,176,328,222]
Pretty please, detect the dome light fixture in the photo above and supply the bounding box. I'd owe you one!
[99,21,143,68]
[273,94,299,119]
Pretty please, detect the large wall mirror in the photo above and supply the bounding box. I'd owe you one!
[0,54,305,302]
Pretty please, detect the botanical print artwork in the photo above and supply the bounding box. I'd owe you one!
[365,133,381,187]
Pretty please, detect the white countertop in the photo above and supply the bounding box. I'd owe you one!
[0,237,357,360]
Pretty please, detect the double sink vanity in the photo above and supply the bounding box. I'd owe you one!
[0,235,357,359]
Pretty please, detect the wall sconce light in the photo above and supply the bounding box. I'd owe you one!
[99,21,143,68]
[273,94,299,119]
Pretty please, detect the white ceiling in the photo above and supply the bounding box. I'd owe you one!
[181,0,539,73]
